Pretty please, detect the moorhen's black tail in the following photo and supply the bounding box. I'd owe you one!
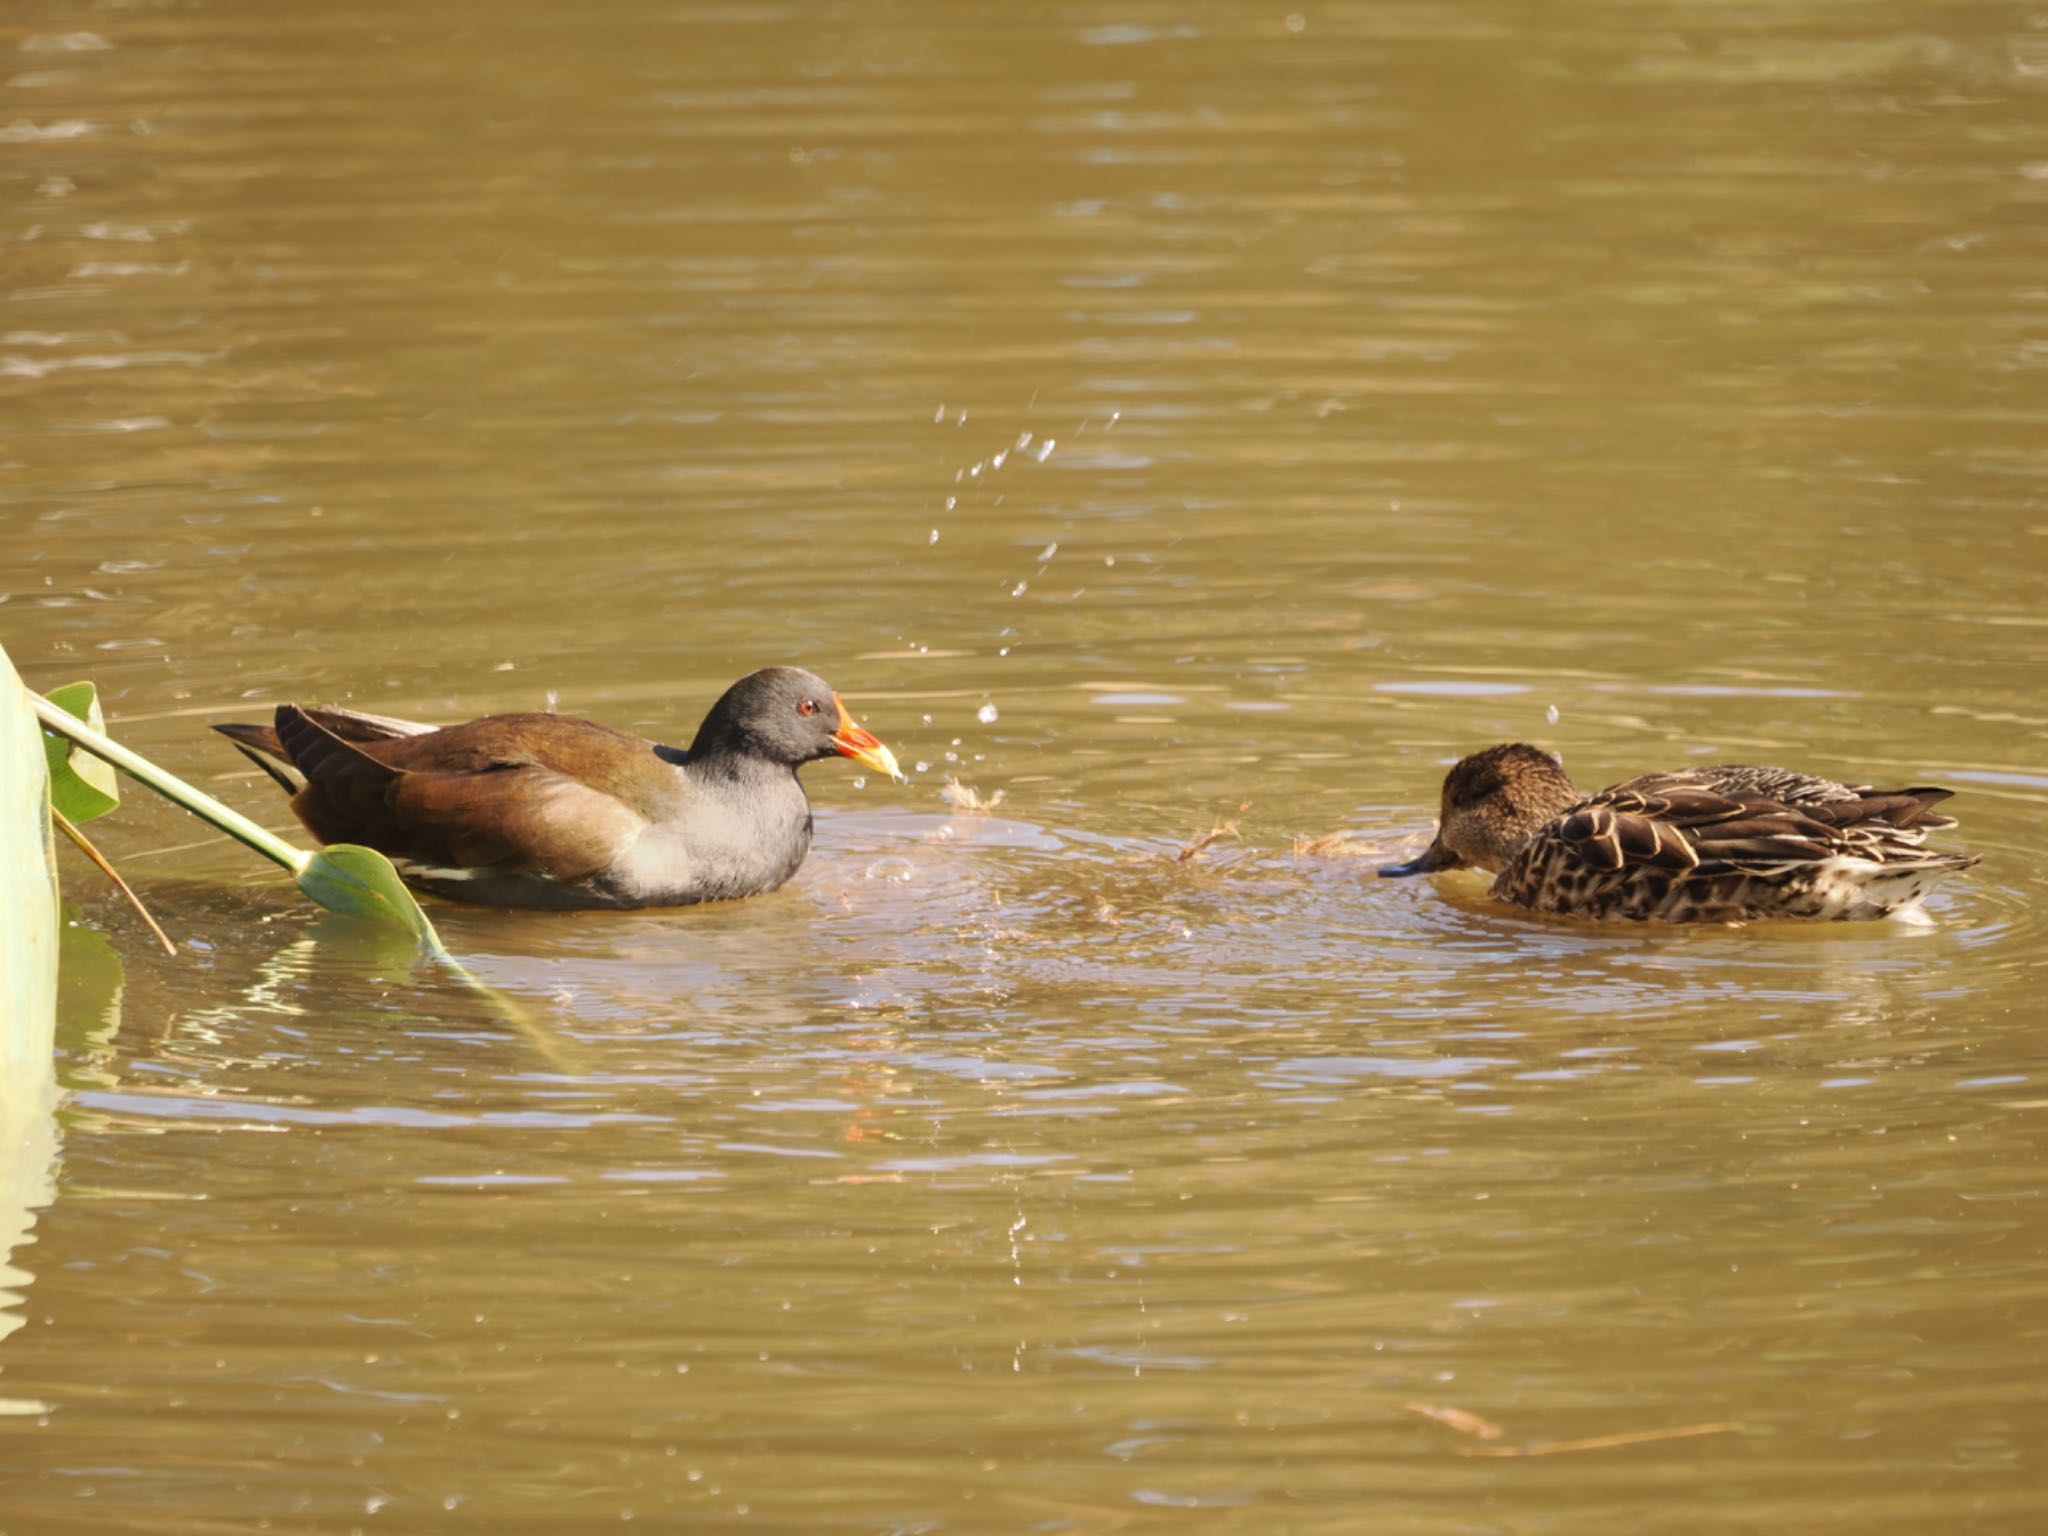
[213,720,299,795]
[215,702,439,799]
[213,719,283,758]
[270,705,416,849]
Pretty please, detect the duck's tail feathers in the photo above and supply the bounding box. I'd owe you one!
[1855,849,1980,918]
[1895,786,1960,830]
[1804,785,1959,835]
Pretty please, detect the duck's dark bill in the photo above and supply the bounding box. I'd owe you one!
[1378,837,1462,877]
[829,694,904,781]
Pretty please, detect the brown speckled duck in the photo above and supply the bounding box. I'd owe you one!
[1380,743,1977,922]
[215,667,901,910]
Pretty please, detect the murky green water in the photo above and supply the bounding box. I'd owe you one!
[5,1,2047,1529]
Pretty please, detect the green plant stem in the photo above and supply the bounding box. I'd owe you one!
[30,695,309,874]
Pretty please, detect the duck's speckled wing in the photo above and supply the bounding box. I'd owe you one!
[1613,763,1960,827]
[1497,769,1975,922]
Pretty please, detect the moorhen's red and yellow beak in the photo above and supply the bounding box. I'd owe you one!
[829,694,903,781]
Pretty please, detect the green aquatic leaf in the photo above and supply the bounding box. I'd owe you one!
[296,844,448,958]
[39,681,120,824]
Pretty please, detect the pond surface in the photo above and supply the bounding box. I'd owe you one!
[4,1,2047,1530]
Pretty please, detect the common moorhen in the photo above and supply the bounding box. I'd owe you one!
[215,666,902,909]
[1378,743,1976,922]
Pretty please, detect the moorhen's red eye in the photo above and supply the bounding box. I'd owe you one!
[798,699,818,717]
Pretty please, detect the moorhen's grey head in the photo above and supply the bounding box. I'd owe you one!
[1379,742,1580,877]
[692,667,902,780]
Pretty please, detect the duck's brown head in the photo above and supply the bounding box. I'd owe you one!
[1379,742,1581,877]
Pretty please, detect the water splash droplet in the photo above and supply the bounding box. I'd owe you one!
[977,702,999,724]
